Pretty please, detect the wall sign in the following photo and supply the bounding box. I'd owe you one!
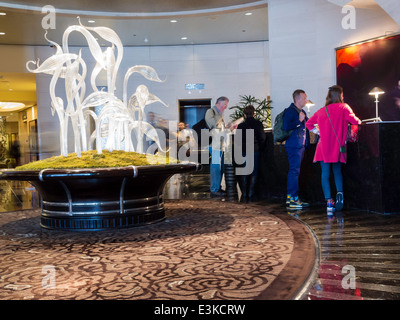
[185,83,205,90]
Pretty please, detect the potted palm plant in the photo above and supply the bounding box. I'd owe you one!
[229,95,273,129]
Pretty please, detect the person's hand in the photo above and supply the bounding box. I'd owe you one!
[299,112,306,122]
[394,97,400,109]
[226,122,237,130]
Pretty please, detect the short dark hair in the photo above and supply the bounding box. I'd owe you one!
[292,89,305,103]
[243,105,255,117]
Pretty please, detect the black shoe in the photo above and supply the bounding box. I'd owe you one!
[238,176,248,203]
[210,191,225,198]
[248,176,257,202]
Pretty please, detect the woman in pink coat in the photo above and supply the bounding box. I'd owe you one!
[306,85,361,212]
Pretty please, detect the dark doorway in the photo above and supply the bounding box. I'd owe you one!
[178,98,212,168]
[179,99,212,128]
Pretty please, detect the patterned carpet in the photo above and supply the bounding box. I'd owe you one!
[0,200,316,300]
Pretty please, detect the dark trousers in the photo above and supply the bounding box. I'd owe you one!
[285,146,305,198]
[238,151,260,202]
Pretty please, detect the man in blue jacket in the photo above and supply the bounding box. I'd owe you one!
[283,89,310,209]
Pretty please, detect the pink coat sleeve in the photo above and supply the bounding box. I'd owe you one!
[306,113,318,131]
[344,104,362,125]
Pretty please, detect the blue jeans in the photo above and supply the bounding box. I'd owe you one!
[209,147,224,193]
[285,146,305,198]
[320,161,343,200]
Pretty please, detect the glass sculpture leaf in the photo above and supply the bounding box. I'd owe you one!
[26,54,77,74]
[125,65,165,83]
[27,20,167,158]
[82,91,111,107]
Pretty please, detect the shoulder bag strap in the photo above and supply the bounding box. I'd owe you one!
[324,106,341,146]
[291,105,303,137]
[290,105,300,114]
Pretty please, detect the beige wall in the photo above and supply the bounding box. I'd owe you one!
[0,45,36,73]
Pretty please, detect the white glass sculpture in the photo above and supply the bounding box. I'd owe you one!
[26,18,167,157]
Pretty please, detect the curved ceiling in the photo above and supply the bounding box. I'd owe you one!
[0,1,269,109]
[0,1,269,46]
[0,0,267,16]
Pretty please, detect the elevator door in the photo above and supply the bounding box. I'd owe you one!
[179,99,211,129]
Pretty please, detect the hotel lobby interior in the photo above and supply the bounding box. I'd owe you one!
[1,0,400,305]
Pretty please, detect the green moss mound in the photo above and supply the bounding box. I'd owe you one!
[15,150,177,171]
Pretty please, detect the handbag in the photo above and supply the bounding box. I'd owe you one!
[346,124,358,143]
[325,106,347,153]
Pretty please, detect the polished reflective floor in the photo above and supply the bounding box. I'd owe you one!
[286,207,400,300]
[1,169,400,300]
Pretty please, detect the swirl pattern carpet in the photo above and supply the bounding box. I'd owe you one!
[0,200,316,300]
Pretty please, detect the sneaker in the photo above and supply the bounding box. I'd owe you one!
[327,199,335,215]
[335,192,344,211]
[286,194,291,207]
[289,196,310,209]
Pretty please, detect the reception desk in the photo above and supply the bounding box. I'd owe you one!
[257,121,400,214]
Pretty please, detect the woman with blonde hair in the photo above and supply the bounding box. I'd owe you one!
[306,85,361,213]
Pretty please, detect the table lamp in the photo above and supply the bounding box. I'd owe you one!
[368,87,384,122]
[305,100,315,114]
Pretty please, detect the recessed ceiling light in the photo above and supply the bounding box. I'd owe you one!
[245,12,253,16]
[0,32,5,35]
[181,37,188,40]
[170,20,177,23]
[0,102,25,112]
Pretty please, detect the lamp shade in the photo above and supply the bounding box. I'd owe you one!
[306,100,315,107]
[369,87,385,95]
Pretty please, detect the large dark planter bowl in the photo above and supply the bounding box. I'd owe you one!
[0,163,201,231]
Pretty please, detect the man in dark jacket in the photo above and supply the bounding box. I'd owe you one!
[283,89,310,209]
[236,105,266,202]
